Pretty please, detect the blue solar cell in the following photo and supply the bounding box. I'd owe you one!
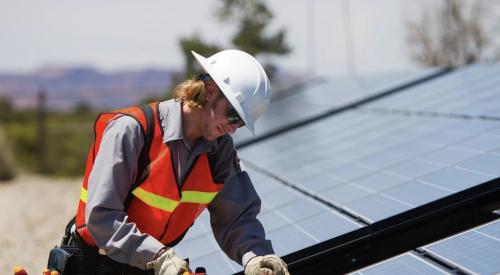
[257,210,291,232]
[388,159,443,179]
[424,219,500,274]
[456,154,500,176]
[260,187,303,209]
[477,219,500,240]
[417,130,475,147]
[325,163,376,182]
[359,152,410,170]
[445,120,500,134]
[453,134,500,153]
[320,184,373,205]
[296,173,343,193]
[267,225,318,256]
[252,178,282,195]
[419,167,495,192]
[418,147,478,166]
[353,253,448,275]
[381,180,452,207]
[344,194,413,223]
[276,197,327,223]
[354,171,409,192]
[296,211,362,242]
[386,142,439,158]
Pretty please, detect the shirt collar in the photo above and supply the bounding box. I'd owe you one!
[159,99,218,152]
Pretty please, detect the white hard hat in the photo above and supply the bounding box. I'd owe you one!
[191,49,271,135]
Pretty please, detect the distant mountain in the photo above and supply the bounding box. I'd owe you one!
[0,66,176,110]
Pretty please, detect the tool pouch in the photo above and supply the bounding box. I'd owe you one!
[48,245,99,275]
[48,246,70,273]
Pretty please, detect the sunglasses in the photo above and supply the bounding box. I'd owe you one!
[199,73,246,128]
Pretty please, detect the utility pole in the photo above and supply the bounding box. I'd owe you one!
[37,87,47,174]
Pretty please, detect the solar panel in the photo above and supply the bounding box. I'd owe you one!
[232,69,440,144]
[351,253,448,275]
[239,111,500,223]
[174,166,363,273]
[361,64,500,118]
[423,218,500,274]
[353,219,500,274]
[174,64,500,274]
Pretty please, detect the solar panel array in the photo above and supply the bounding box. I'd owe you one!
[174,64,500,274]
[232,69,439,144]
[354,218,500,274]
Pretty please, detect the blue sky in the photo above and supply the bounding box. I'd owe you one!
[1,0,439,77]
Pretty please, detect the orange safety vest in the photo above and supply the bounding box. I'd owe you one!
[75,102,223,247]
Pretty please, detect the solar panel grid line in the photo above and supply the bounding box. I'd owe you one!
[421,233,493,275]
[351,253,451,275]
[360,69,500,120]
[417,147,480,167]
[244,111,498,227]
[381,181,454,208]
[280,179,499,274]
[414,178,457,193]
[168,65,500,275]
[452,134,500,154]
[378,192,415,208]
[475,230,500,242]
[409,249,470,275]
[476,220,500,240]
[246,160,372,225]
[235,69,453,149]
[360,107,500,123]
[455,154,500,177]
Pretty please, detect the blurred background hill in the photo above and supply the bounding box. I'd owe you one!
[0,66,174,110]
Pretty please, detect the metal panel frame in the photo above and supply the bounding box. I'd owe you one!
[233,178,499,274]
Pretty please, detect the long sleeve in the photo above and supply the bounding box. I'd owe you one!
[85,115,164,269]
[207,136,274,267]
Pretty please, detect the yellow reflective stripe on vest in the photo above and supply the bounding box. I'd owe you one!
[132,187,179,212]
[181,191,218,204]
[80,187,88,203]
[131,188,218,212]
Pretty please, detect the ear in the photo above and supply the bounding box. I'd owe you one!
[205,81,219,100]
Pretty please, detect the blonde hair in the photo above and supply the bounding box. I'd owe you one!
[172,76,207,109]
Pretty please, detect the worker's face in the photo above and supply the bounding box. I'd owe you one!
[201,80,241,140]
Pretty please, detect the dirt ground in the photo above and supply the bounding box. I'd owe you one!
[0,174,81,275]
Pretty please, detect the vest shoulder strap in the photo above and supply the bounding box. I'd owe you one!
[124,103,157,208]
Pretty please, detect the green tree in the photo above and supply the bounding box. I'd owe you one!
[0,129,16,181]
[217,0,290,57]
[179,0,290,80]
[0,97,15,122]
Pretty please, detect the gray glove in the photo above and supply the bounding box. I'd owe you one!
[146,248,191,275]
[245,255,290,275]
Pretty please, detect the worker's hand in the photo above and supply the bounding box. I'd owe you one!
[146,248,191,275]
[245,255,290,275]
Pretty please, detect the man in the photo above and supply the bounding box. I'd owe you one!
[63,50,289,275]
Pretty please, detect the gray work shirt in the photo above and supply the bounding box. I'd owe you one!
[85,99,273,269]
